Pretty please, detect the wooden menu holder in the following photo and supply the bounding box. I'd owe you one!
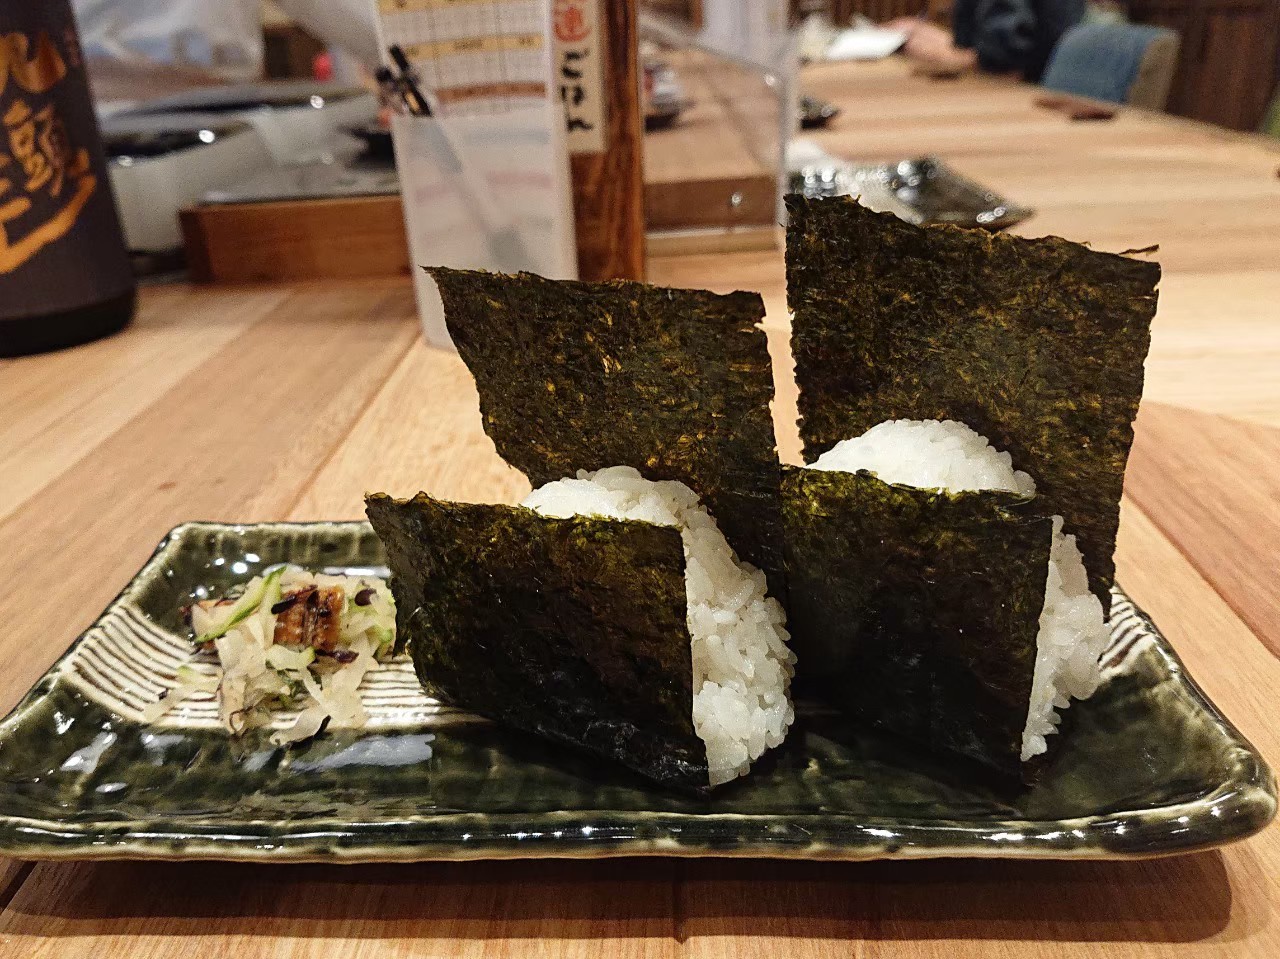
[568,0,646,282]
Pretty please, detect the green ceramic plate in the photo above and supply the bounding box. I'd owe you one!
[0,522,1272,863]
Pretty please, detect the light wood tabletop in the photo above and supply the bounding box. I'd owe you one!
[2,58,1279,957]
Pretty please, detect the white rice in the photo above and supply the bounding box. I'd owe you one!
[811,419,1109,761]
[522,466,795,786]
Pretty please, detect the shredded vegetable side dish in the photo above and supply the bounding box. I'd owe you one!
[147,567,396,744]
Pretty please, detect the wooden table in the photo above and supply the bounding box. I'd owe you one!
[2,58,1279,957]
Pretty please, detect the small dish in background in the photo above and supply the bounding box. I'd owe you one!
[799,95,841,129]
[789,153,1033,230]
[644,59,688,131]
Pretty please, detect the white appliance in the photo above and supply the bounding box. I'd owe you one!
[122,81,378,164]
[102,114,273,253]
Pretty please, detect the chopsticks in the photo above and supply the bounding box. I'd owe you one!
[376,45,434,117]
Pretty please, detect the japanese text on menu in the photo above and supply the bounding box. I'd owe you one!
[376,0,548,115]
[552,0,604,153]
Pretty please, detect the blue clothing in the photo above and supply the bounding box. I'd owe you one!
[1041,23,1175,104]
[952,0,1085,82]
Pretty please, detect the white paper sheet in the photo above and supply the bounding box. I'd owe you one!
[824,26,907,63]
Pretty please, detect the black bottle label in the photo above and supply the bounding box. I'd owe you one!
[0,5,134,321]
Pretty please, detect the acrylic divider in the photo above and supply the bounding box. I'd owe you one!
[388,104,576,350]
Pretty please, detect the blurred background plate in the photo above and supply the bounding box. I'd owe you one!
[789,156,1034,230]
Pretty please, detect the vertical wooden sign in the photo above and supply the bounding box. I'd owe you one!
[554,0,606,153]
[554,0,645,281]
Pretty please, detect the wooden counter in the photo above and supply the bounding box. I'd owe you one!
[644,48,780,232]
[1,58,1279,958]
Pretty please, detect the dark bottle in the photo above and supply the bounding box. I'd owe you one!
[0,0,135,357]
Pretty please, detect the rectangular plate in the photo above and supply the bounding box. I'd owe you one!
[0,522,1272,863]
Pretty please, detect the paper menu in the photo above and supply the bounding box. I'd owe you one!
[825,26,907,63]
[374,0,549,114]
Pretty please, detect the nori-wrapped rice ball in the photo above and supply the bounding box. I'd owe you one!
[783,419,1111,777]
[426,267,787,599]
[785,195,1159,612]
[366,475,794,794]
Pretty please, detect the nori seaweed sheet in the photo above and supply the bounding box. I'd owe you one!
[781,466,1054,776]
[365,491,710,793]
[785,195,1158,611]
[427,267,786,599]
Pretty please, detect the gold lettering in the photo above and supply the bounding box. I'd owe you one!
[0,150,96,273]
[3,98,52,193]
[0,28,98,273]
[23,152,51,192]
[3,99,67,194]
[4,99,31,126]
[0,194,32,225]
[0,32,67,98]
[9,116,35,161]
[33,106,66,197]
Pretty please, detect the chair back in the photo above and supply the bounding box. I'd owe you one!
[1041,23,1181,109]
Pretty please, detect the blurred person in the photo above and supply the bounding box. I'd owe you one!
[70,0,379,98]
[889,0,1085,82]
